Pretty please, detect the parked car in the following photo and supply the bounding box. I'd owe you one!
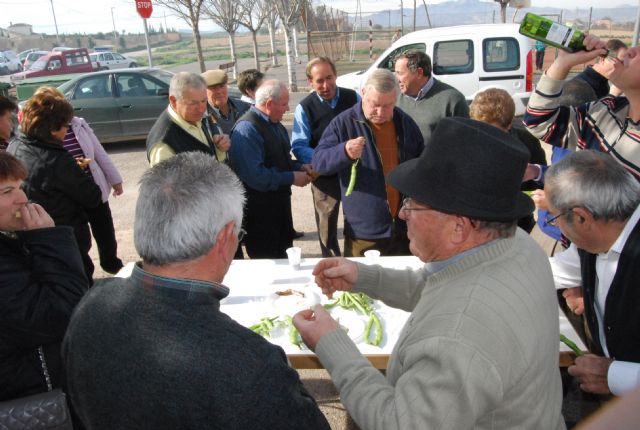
[18,48,38,64]
[89,52,138,70]
[0,50,23,74]
[336,23,533,115]
[52,47,75,52]
[23,50,49,70]
[11,48,94,81]
[56,68,173,143]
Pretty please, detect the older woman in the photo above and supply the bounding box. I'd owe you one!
[0,152,87,401]
[7,88,102,282]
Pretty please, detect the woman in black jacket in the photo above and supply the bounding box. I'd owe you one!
[0,152,87,401]
[8,87,102,282]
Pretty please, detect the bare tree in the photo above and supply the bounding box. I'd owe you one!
[494,0,509,23]
[155,0,207,72]
[238,0,269,71]
[273,0,307,91]
[204,0,242,78]
[266,7,280,67]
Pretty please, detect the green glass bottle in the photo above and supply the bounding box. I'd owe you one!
[519,13,585,52]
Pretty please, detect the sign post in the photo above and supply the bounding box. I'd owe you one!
[135,1,154,67]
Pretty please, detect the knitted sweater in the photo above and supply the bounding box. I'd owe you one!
[314,229,566,430]
[524,73,640,179]
[395,79,469,146]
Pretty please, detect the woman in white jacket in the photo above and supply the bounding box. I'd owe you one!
[63,116,124,274]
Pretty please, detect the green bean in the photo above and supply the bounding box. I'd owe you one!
[364,315,374,344]
[371,313,383,346]
[284,316,302,349]
[345,159,359,196]
[560,334,584,357]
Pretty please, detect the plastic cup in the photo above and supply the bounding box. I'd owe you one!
[286,246,302,269]
[364,249,380,264]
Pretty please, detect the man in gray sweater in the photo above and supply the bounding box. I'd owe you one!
[294,118,566,429]
[62,153,330,430]
[394,49,469,145]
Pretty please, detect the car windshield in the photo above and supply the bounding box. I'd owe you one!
[29,58,48,71]
[147,69,173,84]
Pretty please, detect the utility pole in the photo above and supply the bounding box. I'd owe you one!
[49,0,60,44]
[400,0,403,35]
[413,0,416,31]
[111,7,118,48]
[633,0,640,47]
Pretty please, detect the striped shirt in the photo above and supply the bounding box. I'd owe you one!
[62,127,93,178]
[524,73,640,179]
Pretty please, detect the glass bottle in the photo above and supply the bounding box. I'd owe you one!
[519,13,585,53]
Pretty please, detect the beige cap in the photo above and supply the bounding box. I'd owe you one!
[201,70,228,86]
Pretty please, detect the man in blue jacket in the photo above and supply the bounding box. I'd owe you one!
[312,69,424,257]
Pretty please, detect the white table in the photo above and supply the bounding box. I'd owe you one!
[219,256,585,369]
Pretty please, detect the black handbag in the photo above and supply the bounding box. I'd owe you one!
[0,347,73,430]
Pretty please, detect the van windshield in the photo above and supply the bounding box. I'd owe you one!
[29,58,48,71]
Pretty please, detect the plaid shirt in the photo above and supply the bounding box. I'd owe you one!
[130,263,230,304]
[524,73,640,180]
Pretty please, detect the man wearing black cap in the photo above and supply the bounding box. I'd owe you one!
[294,117,565,429]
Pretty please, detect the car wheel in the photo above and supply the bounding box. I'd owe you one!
[129,62,138,68]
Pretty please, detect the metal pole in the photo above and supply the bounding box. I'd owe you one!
[633,0,640,47]
[143,18,153,67]
[111,7,118,49]
[400,0,404,35]
[49,0,60,44]
[413,0,416,31]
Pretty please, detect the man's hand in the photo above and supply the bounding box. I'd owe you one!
[213,134,231,152]
[19,202,55,231]
[293,305,340,350]
[292,171,312,187]
[345,136,365,160]
[547,35,608,80]
[531,189,548,210]
[312,257,358,299]
[112,183,124,197]
[568,354,613,395]
[563,287,585,315]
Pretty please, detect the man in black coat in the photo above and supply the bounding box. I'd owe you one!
[146,72,230,166]
[63,153,329,430]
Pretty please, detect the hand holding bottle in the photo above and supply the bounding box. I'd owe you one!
[547,35,608,81]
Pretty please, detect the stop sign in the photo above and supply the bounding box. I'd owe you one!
[136,0,153,19]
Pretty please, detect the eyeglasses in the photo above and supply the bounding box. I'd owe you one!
[401,197,437,214]
[237,228,247,242]
[544,209,573,226]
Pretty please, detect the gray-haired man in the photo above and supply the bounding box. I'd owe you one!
[146,72,230,166]
[312,69,424,257]
[62,152,330,430]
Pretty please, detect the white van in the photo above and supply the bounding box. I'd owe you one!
[337,23,533,115]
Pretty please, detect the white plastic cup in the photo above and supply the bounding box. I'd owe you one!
[286,246,302,269]
[364,249,380,264]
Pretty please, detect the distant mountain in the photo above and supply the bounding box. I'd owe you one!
[352,0,637,28]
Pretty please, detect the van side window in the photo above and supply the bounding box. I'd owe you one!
[433,40,473,75]
[377,43,426,71]
[483,38,520,72]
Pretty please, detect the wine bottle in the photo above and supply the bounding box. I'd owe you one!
[519,13,585,53]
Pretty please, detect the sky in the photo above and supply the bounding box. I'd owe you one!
[0,0,632,36]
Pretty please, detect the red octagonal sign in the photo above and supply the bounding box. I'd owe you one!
[136,0,153,19]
